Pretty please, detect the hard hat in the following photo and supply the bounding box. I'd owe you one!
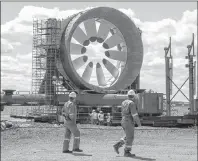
[69,92,77,98]
[52,76,57,81]
[127,90,136,96]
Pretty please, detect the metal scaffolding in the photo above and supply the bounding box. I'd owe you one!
[31,18,65,116]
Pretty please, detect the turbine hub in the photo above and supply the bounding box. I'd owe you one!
[85,42,106,65]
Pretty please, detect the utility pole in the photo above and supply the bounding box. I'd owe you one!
[185,33,195,114]
[164,37,173,116]
[196,34,198,113]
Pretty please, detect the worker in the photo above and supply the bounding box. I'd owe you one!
[92,110,98,125]
[96,107,100,113]
[98,111,104,125]
[89,109,95,124]
[94,107,99,124]
[113,89,141,157]
[62,92,83,153]
[188,108,191,115]
[106,113,112,126]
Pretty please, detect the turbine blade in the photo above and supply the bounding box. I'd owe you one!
[103,34,123,49]
[72,26,88,45]
[84,18,97,42]
[70,43,86,54]
[72,56,88,70]
[96,63,106,86]
[102,59,119,78]
[105,50,127,61]
[82,62,93,82]
[97,20,110,43]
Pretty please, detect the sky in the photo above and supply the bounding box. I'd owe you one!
[1,2,197,101]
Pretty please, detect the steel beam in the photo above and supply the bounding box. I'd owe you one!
[164,37,172,116]
[196,33,198,112]
[186,33,195,114]
[165,57,171,116]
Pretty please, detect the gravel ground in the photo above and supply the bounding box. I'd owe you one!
[1,121,197,161]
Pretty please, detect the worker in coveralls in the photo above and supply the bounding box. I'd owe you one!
[98,111,104,125]
[62,92,83,153]
[113,89,141,157]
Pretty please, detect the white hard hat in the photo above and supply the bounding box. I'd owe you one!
[127,90,136,96]
[52,76,57,81]
[69,92,77,98]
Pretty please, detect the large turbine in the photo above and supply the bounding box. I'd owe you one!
[59,7,143,93]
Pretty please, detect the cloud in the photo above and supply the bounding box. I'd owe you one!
[147,57,165,66]
[1,38,23,55]
[1,5,197,101]
[1,53,32,91]
[1,38,14,54]
[1,6,95,36]
[134,9,197,100]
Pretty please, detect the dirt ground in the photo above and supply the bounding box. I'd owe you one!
[1,121,197,161]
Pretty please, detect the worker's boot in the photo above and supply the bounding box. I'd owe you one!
[73,149,83,152]
[124,149,135,157]
[63,139,72,153]
[113,140,125,154]
[72,137,83,152]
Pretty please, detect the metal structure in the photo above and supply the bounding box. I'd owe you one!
[59,7,143,93]
[165,33,197,116]
[32,18,65,115]
[31,7,143,96]
[164,37,173,116]
[196,34,198,112]
[185,33,196,114]
[30,7,144,117]
[1,7,197,127]
[1,7,166,121]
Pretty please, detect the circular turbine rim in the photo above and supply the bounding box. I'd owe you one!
[60,7,143,93]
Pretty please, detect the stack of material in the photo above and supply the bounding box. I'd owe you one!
[1,121,13,131]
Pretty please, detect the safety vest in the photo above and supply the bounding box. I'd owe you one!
[63,101,77,122]
[93,112,98,119]
[98,113,104,121]
[106,115,111,122]
[121,99,134,118]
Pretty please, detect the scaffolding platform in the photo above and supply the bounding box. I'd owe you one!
[31,18,68,119]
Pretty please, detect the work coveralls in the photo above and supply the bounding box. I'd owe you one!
[92,112,98,124]
[98,113,104,125]
[62,101,80,151]
[106,114,112,126]
[114,99,138,153]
